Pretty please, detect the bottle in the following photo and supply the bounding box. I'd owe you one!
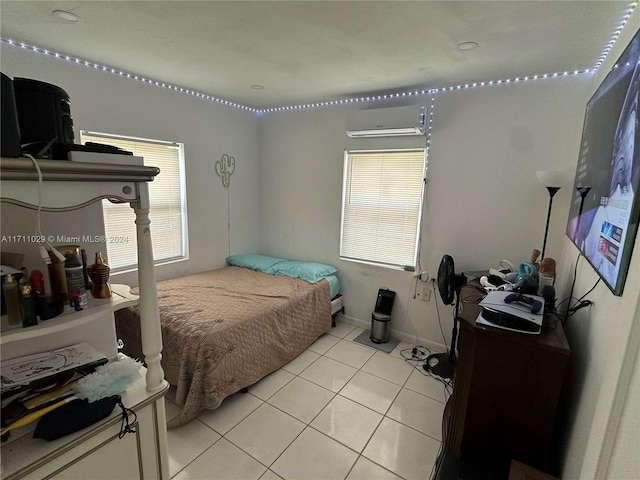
[29,269,45,296]
[3,274,22,325]
[47,248,69,304]
[19,267,29,287]
[65,253,87,306]
[88,252,111,299]
[20,284,37,327]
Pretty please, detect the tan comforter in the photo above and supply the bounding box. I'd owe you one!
[114,266,331,427]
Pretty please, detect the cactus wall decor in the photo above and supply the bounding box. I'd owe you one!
[215,153,235,187]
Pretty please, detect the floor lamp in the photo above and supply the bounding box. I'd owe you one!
[574,186,592,244]
[536,171,569,260]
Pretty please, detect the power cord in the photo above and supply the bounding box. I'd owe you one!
[24,154,66,264]
[399,344,454,397]
[567,299,594,313]
[399,346,430,362]
[557,252,600,325]
[563,277,600,323]
[432,279,449,354]
[557,252,581,312]
[399,346,431,378]
[406,276,421,345]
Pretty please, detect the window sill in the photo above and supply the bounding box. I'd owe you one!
[110,255,189,276]
[339,257,415,272]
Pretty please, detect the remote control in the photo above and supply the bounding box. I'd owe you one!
[504,293,542,314]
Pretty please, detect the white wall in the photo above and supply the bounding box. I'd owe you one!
[554,13,640,479]
[0,45,261,286]
[607,323,640,480]
[260,76,589,349]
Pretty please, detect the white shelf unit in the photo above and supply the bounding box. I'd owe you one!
[0,157,169,480]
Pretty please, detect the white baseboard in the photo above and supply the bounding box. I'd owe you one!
[337,313,448,354]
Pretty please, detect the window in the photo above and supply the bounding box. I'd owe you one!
[340,149,426,269]
[81,131,188,271]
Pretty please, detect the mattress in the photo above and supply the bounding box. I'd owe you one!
[326,274,340,298]
[115,266,331,426]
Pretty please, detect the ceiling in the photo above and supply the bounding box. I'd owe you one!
[0,1,634,109]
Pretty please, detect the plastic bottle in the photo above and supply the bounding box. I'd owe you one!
[3,274,22,325]
[65,253,87,306]
[29,269,45,296]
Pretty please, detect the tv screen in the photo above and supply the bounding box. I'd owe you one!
[566,29,640,296]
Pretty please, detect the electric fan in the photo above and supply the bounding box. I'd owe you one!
[424,254,467,381]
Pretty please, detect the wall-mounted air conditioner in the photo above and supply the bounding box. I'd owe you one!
[346,105,426,137]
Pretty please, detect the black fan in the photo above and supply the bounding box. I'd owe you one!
[438,254,456,305]
[424,254,467,380]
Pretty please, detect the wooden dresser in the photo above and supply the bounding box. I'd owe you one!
[443,281,570,477]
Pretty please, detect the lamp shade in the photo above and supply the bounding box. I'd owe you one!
[536,170,571,188]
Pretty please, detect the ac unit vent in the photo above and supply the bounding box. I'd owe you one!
[346,105,426,137]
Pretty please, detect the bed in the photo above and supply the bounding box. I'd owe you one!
[114,255,341,427]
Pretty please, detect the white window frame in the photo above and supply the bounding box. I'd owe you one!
[80,130,189,272]
[340,148,427,270]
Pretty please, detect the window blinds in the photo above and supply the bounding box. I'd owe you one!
[81,132,186,271]
[340,149,426,269]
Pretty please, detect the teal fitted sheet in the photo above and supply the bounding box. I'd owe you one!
[326,274,340,298]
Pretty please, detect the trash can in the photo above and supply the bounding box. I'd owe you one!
[370,312,392,343]
[370,288,395,344]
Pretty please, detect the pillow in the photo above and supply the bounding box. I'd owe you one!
[267,260,337,284]
[226,254,286,272]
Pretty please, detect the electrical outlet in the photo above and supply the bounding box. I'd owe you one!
[422,284,431,302]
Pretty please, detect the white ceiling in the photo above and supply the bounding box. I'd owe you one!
[0,1,634,109]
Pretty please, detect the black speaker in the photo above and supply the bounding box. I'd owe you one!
[1,72,21,157]
[13,77,74,152]
[542,285,556,308]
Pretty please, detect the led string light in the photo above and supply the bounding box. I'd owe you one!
[426,93,435,158]
[428,69,596,94]
[593,2,637,71]
[0,0,636,115]
[260,89,434,113]
[0,37,259,113]
[260,70,596,113]
[0,37,618,115]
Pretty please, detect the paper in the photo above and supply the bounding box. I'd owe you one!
[1,343,107,393]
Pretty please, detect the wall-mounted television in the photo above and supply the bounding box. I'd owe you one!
[566,29,640,296]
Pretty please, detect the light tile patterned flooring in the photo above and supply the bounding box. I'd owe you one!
[165,320,450,480]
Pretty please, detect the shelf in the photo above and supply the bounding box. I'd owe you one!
[1,285,138,362]
[1,284,137,338]
[0,157,159,182]
[0,157,159,211]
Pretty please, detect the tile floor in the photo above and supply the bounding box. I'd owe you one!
[164,319,451,480]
